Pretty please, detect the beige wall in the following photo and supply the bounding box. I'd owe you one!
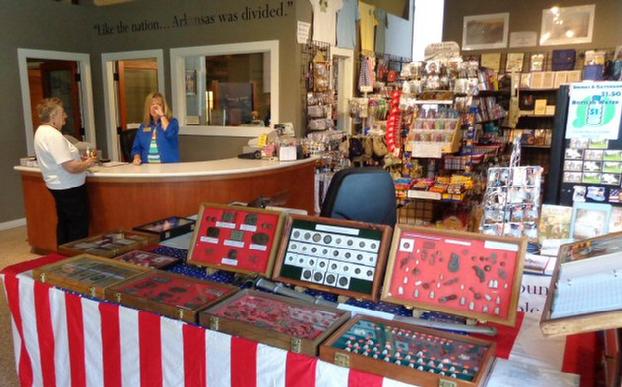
[443,0,622,53]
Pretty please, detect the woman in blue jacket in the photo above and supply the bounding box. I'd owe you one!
[131,92,180,164]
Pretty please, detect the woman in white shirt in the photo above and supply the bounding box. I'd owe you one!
[33,98,97,246]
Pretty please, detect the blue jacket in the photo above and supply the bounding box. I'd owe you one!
[131,118,180,163]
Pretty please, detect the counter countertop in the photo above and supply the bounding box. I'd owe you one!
[14,157,317,179]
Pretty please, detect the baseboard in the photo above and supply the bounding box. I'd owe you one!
[0,218,26,231]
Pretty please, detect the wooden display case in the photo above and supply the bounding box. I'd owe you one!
[198,289,350,356]
[105,271,237,323]
[114,250,180,269]
[272,215,392,301]
[382,225,526,326]
[32,254,150,299]
[541,232,622,336]
[319,315,496,387]
[58,230,159,258]
[133,216,196,241]
[188,203,285,277]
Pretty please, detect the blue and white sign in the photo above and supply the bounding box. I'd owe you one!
[566,82,622,140]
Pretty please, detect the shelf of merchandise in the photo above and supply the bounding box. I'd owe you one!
[521,144,551,149]
[518,114,555,118]
[413,99,454,105]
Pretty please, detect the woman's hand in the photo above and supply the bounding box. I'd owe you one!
[133,155,142,165]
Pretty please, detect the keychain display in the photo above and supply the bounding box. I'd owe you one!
[481,166,543,241]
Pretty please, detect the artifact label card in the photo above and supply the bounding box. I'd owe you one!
[188,204,283,275]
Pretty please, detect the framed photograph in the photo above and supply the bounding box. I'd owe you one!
[570,202,612,240]
[540,5,595,46]
[530,53,545,72]
[538,204,573,243]
[505,52,525,73]
[185,69,197,95]
[462,13,509,51]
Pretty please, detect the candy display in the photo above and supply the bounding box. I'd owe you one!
[58,230,159,258]
[382,225,526,326]
[33,254,150,299]
[320,315,495,386]
[188,203,285,276]
[106,271,237,323]
[199,289,349,355]
[273,215,392,301]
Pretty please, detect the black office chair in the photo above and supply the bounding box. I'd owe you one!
[320,167,396,226]
[119,128,138,162]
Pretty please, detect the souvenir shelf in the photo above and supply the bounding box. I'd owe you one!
[319,315,496,387]
[58,230,159,258]
[541,232,622,337]
[187,203,285,277]
[272,215,392,301]
[33,254,150,299]
[199,289,350,356]
[106,271,237,323]
[382,225,527,326]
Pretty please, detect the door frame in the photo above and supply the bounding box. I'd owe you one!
[18,48,95,155]
[101,49,165,161]
[330,47,354,134]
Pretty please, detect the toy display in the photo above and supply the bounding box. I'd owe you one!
[272,214,392,301]
[541,232,622,336]
[320,315,495,387]
[199,289,349,355]
[32,254,149,299]
[58,230,158,258]
[188,203,285,276]
[106,271,237,323]
[133,216,195,241]
[114,250,180,269]
[382,225,526,326]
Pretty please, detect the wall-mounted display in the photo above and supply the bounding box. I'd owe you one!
[58,230,158,258]
[382,225,526,326]
[320,315,496,387]
[106,271,237,323]
[505,52,524,73]
[540,5,595,46]
[133,216,195,241]
[272,215,392,301]
[541,232,622,336]
[114,250,180,269]
[199,289,349,356]
[32,254,149,299]
[462,13,509,51]
[188,203,285,277]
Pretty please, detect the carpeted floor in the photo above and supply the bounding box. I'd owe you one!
[0,226,41,387]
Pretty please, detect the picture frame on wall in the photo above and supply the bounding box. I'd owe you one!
[506,53,525,73]
[530,53,545,72]
[462,13,509,51]
[540,5,595,46]
[185,69,197,95]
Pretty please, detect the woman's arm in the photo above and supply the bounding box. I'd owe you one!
[161,118,179,138]
[130,127,144,164]
[62,157,95,173]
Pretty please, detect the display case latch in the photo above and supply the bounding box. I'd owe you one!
[209,316,219,330]
[90,287,97,298]
[439,379,458,387]
[334,352,350,367]
[178,309,184,320]
[291,337,302,353]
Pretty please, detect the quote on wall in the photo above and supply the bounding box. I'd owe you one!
[93,1,293,36]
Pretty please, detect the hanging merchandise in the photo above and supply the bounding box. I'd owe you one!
[308,0,344,46]
[374,7,388,55]
[358,56,374,93]
[358,2,377,54]
[336,0,358,49]
[385,90,401,156]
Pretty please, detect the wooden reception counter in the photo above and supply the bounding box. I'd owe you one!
[15,158,316,253]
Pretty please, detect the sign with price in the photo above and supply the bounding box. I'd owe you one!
[566,82,622,139]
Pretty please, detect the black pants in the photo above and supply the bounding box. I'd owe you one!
[49,184,90,246]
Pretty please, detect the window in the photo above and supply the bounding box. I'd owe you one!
[171,41,279,137]
[412,0,445,61]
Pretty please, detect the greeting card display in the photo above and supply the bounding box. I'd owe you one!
[58,230,159,258]
[188,203,285,276]
[133,216,196,241]
[272,215,392,301]
[106,271,237,323]
[114,250,180,269]
[541,232,622,336]
[33,254,150,299]
[382,226,526,326]
[319,315,496,387]
[198,289,349,355]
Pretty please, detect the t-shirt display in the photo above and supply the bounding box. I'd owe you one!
[309,0,343,46]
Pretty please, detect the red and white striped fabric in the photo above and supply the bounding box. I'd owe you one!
[2,255,416,387]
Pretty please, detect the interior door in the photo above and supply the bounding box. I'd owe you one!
[40,60,82,139]
[117,59,158,130]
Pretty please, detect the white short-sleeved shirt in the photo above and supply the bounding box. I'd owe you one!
[34,124,86,190]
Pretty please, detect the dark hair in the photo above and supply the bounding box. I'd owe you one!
[37,97,63,123]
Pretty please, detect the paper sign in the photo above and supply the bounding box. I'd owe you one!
[509,31,538,48]
[297,21,310,44]
[566,82,622,139]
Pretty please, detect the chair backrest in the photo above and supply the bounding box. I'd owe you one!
[320,167,396,226]
[119,128,138,162]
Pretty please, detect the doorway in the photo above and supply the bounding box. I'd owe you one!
[102,50,165,161]
[330,48,354,133]
[18,48,95,155]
